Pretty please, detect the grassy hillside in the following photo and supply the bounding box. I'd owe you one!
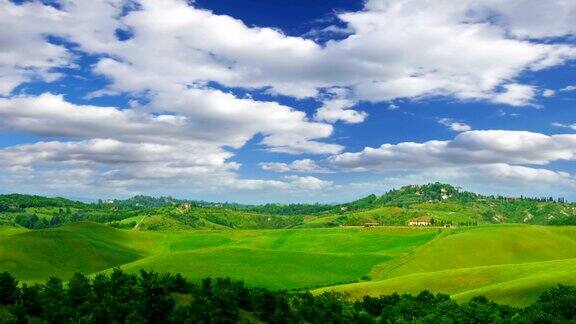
[316,258,576,306]
[2,222,576,305]
[119,247,389,290]
[0,223,437,288]
[0,223,160,282]
[118,227,439,290]
[372,225,576,278]
[334,183,576,226]
[317,225,576,305]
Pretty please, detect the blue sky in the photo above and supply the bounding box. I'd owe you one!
[1,0,576,202]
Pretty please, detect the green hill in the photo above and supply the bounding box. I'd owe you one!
[2,222,576,305]
[0,222,159,282]
[332,183,576,226]
[2,183,576,230]
[0,223,438,288]
[315,225,576,305]
[315,258,576,306]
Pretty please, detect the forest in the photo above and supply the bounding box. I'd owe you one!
[1,269,575,323]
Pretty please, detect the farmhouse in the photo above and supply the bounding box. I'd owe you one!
[408,217,431,226]
[363,222,379,227]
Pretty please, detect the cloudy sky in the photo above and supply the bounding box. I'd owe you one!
[1,0,576,202]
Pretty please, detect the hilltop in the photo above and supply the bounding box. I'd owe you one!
[332,183,576,226]
[1,183,575,231]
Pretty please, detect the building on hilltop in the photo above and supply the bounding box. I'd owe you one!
[408,217,431,226]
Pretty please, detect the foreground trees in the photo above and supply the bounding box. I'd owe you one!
[0,269,575,323]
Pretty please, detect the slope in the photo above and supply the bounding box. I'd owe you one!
[316,225,576,305]
[0,222,160,282]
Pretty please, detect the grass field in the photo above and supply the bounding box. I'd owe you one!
[1,222,576,305]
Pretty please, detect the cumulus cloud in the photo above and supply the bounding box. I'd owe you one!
[437,118,472,132]
[10,0,571,106]
[492,84,536,107]
[259,159,331,173]
[0,94,197,145]
[329,130,576,186]
[0,0,71,95]
[2,0,576,198]
[542,89,556,97]
[0,92,340,196]
[330,130,576,170]
[552,122,576,130]
[0,91,340,153]
[314,99,367,124]
[149,88,342,153]
[0,139,333,197]
[560,85,576,92]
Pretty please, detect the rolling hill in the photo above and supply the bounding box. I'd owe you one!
[3,183,575,231]
[315,225,576,305]
[2,222,576,306]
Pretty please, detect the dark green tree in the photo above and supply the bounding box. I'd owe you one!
[19,284,43,317]
[0,272,18,305]
[139,270,175,323]
[41,277,70,323]
[67,272,92,321]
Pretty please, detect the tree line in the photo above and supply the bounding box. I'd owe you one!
[1,269,575,323]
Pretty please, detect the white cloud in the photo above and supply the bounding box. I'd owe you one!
[330,130,576,170]
[0,139,334,197]
[475,163,573,185]
[552,122,576,130]
[0,0,72,95]
[313,88,367,124]
[328,130,576,187]
[481,0,576,39]
[0,93,197,145]
[10,0,571,106]
[314,99,367,124]
[283,175,333,190]
[492,84,536,106]
[542,89,556,97]
[149,88,342,153]
[560,85,576,92]
[2,0,576,199]
[0,91,340,154]
[438,118,472,132]
[0,92,339,196]
[215,176,332,191]
[259,159,331,173]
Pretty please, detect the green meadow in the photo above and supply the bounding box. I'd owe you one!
[2,222,576,305]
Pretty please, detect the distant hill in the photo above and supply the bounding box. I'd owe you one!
[335,183,576,226]
[0,194,83,211]
[1,182,575,229]
[343,183,566,210]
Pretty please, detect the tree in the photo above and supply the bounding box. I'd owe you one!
[0,201,9,212]
[0,272,19,305]
[528,285,576,321]
[41,277,70,323]
[139,270,175,323]
[20,284,43,317]
[67,272,92,321]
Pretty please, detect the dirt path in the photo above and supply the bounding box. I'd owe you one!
[133,216,146,229]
